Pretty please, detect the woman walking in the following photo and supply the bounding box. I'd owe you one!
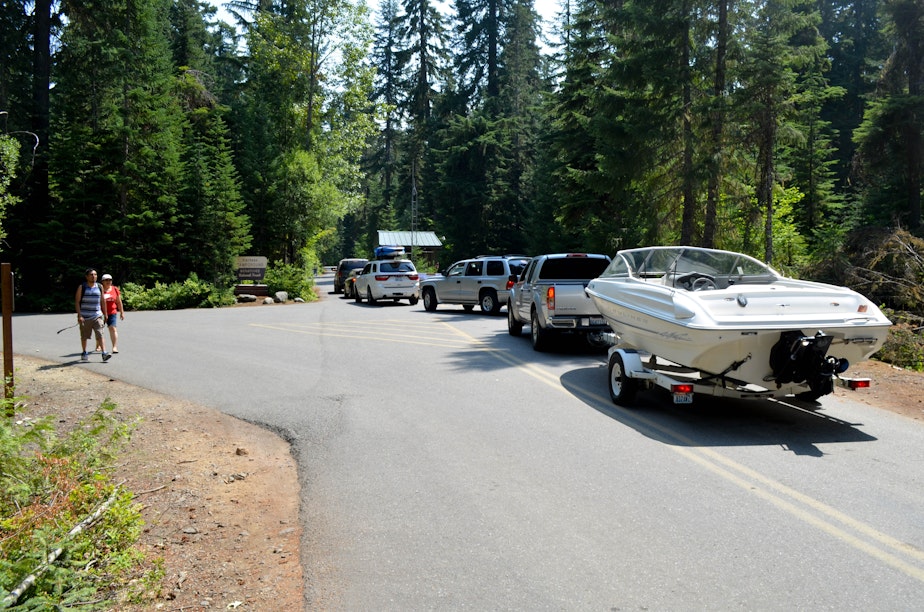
[100,273,124,353]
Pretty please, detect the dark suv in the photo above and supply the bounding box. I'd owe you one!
[419,255,530,315]
[334,258,368,293]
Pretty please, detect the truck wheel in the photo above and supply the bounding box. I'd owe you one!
[480,289,500,315]
[423,288,437,311]
[530,309,551,351]
[507,302,523,336]
[366,288,377,305]
[608,351,637,406]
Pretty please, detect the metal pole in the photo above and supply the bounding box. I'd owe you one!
[2,263,13,403]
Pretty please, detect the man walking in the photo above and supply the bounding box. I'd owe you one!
[75,268,112,362]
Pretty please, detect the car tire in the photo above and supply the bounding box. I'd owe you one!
[480,289,500,315]
[423,288,437,312]
[367,288,377,305]
[507,301,523,336]
[608,351,637,406]
[409,296,419,306]
[354,288,362,303]
[530,308,551,352]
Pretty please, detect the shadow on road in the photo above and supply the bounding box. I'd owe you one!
[560,364,877,456]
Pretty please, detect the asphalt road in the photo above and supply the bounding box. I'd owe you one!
[10,273,924,609]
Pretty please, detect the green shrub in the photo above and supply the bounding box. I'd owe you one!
[263,261,316,301]
[122,273,235,310]
[0,397,147,609]
[874,309,924,371]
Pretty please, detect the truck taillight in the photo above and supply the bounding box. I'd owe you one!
[546,286,555,310]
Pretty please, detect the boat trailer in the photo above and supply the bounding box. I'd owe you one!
[606,343,871,407]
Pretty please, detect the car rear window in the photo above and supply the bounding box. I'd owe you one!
[380,261,416,273]
[340,260,366,272]
[537,257,610,280]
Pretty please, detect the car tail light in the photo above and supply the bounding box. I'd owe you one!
[506,279,514,290]
[546,286,555,310]
[375,275,389,281]
[407,273,419,280]
[566,253,588,257]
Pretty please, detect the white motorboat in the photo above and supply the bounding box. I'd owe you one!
[585,246,892,398]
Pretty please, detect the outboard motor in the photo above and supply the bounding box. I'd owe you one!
[769,331,850,397]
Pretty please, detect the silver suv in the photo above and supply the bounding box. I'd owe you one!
[420,255,530,315]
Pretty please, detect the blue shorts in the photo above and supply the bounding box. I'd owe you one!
[106,314,118,327]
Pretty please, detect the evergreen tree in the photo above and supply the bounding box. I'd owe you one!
[452,0,509,107]
[733,0,823,263]
[1,0,57,306]
[169,1,252,283]
[818,0,887,192]
[49,0,185,287]
[854,0,924,230]
[393,0,450,229]
[370,0,404,217]
[544,0,615,253]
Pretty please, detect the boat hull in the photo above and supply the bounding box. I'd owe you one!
[586,277,891,387]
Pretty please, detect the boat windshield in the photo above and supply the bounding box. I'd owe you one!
[601,247,778,284]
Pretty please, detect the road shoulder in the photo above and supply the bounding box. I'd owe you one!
[12,355,305,610]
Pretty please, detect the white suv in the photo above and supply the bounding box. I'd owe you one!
[354,259,420,305]
[419,255,530,315]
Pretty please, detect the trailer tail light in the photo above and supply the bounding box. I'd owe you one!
[848,378,870,390]
[671,383,694,394]
[546,286,555,310]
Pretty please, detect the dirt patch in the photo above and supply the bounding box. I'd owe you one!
[11,355,304,611]
[831,359,924,422]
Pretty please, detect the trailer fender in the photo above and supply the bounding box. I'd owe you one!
[608,347,645,378]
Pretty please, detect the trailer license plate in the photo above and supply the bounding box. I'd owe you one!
[590,317,605,325]
[673,393,693,404]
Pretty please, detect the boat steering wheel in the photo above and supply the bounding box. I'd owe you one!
[676,272,717,291]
